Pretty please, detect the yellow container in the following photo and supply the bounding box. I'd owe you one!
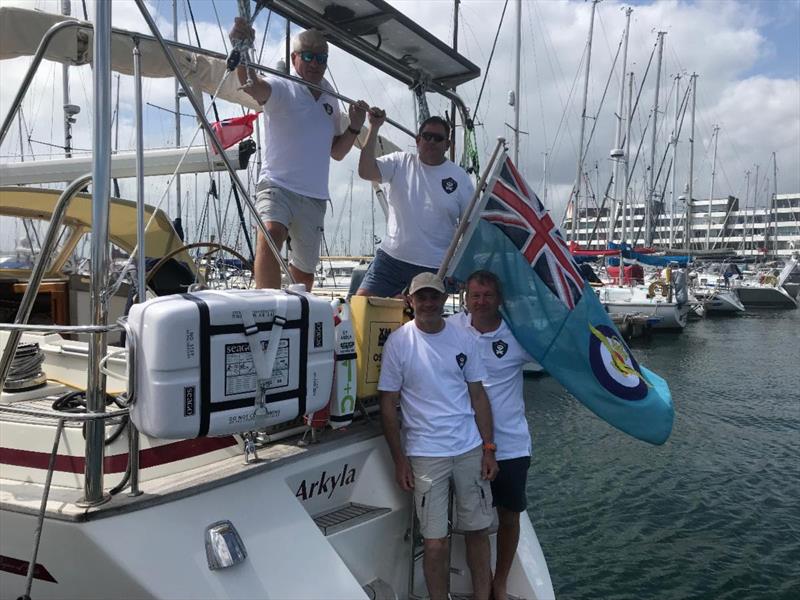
[349,296,409,399]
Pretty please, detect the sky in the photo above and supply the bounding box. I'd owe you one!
[1,0,798,256]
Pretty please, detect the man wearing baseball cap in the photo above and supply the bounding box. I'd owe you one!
[378,272,499,600]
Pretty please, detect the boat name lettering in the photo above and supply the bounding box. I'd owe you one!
[295,463,357,501]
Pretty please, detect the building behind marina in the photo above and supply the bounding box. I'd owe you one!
[567,193,800,258]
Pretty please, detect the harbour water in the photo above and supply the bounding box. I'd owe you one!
[525,308,799,599]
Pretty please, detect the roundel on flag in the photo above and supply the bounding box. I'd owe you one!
[588,324,648,401]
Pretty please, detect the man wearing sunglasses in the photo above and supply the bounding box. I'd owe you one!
[230,18,370,290]
[356,114,475,297]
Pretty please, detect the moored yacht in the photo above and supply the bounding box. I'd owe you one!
[0,2,554,599]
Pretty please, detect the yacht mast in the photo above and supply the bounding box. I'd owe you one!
[570,0,599,243]
[705,124,720,249]
[646,31,665,247]
[685,73,697,250]
[61,0,74,158]
[669,74,681,250]
[84,0,113,506]
[772,151,778,257]
[621,71,633,250]
[173,0,183,224]
[450,0,459,162]
[513,0,522,164]
[744,169,751,256]
[609,6,632,244]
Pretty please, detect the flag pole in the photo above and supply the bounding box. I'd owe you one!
[437,137,506,278]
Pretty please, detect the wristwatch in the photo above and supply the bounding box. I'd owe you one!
[482,442,496,452]
[347,126,361,135]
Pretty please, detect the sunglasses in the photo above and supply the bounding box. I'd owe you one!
[298,51,328,65]
[419,131,447,143]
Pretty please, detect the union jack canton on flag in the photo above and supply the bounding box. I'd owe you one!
[447,152,673,445]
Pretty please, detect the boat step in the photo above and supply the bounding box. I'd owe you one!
[313,502,390,536]
[450,595,524,600]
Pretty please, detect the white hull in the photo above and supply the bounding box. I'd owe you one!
[0,426,553,600]
[693,289,746,314]
[734,285,798,309]
[598,287,690,330]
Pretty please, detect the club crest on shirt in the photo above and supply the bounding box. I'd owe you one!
[323,103,333,115]
[492,340,508,358]
[441,177,458,194]
[456,352,467,369]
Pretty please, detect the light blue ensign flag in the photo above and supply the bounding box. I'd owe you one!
[448,152,673,445]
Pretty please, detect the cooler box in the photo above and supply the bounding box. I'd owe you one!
[127,288,334,439]
[349,296,408,399]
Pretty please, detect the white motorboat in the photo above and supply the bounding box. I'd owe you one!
[0,3,554,599]
[691,287,745,314]
[778,256,800,300]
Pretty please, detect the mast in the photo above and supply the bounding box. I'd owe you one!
[61,0,73,158]
[685,73,697,250]
[450,0,460,162]
[645,31,665,247]
[743,169,750,255]
[570,0,599,243]
[772,151,778,257]
[669,74,681,250]
[609,6,632,243]
[621,71,633,249]
[513,0,522,164]
[84,0,113,506]
[173,0,183,223]
[705,124,720,249]
[754,164,760,257]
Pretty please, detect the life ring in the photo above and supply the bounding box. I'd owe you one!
[648,280,670,298]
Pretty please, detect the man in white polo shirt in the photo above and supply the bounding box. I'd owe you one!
[450,270,535,600]
[230,18,369,290]
[356,114,474,296]
[379,272,498,600]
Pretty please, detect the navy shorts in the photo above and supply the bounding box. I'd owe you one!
[358,248,436,297]
[491,456,531,513]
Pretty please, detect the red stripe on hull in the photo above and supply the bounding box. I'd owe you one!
[0,555,57,583]
[0,436,238,474]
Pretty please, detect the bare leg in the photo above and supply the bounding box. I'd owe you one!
[493,508,520,600]
[254,221,288,289]
[464,529,492,600]
[423,537,449,600]
[289,264,315,291]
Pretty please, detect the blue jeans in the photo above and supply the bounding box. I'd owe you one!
[358,249,436,297]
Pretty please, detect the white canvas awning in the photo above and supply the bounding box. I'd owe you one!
[0,6,261,110]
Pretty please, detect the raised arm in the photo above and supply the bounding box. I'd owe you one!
[380,390,414,491]
[467,380,499,481]
[229,17,271,105]
[357,108,386,182]
[331,100,369,161]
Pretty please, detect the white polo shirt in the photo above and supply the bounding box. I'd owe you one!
[258,76,345,200]
[376,152,474,268]
[378,318,486,457]
[450,311,533,460]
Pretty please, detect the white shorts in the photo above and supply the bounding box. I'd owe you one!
[255,179,327,275]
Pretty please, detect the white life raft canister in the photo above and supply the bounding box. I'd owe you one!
[329,299,357,429]
[127,288,334,439]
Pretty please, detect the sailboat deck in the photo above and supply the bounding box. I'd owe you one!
[0,412,383,523]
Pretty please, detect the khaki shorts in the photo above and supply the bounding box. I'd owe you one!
[409,446,494,540]
[255,179,326,275]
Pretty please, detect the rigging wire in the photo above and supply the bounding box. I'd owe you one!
[472,0,508,121]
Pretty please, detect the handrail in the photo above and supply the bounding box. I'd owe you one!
[0,404,129,422]
[0,19,86,145]
[0,173,93,390]
[0,323,122,333]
